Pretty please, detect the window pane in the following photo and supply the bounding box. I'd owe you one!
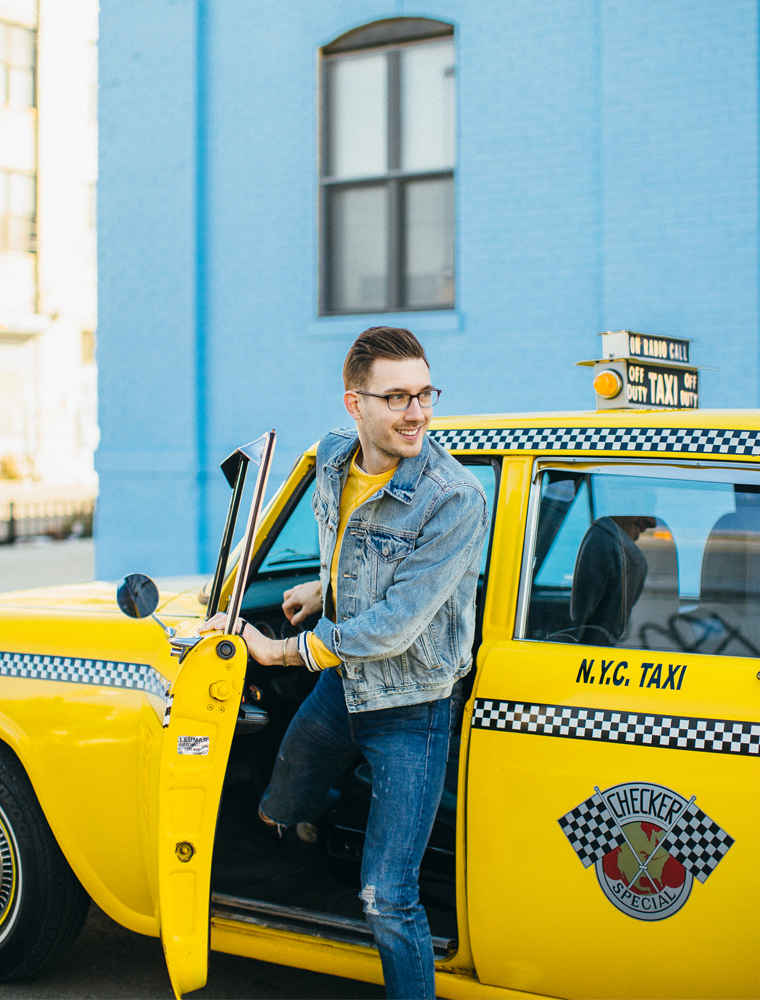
[259,482,320,574]
[8,173,34,217]
[526,469,760,658]
[404,177,454,308]
[8,26,34,68]
[329,184,387,312]
[327,54,387,179]
[462,463,496,575]
[8,66,33,108]
[401,40,455,172]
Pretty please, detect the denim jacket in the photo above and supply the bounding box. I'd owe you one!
[310,428,489,712]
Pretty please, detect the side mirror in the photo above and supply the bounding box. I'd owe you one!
[116,573,160,619]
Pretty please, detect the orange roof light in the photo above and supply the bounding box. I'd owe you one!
[593,369,623,400]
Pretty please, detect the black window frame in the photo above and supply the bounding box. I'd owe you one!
[319,18,456,316]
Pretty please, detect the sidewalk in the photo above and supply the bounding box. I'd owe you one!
[0,539,209,597]
[0,537,94,593]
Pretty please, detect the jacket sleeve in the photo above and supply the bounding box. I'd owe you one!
[311,484,489,662]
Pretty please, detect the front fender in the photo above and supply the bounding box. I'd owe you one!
[0,611,180,937]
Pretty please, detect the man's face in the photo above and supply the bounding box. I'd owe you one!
[346,357,434,464]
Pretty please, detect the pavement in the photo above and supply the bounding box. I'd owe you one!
[0,903,383,999]
[0,537,95,593]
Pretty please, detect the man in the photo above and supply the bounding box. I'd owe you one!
[571,515,656,644]
[202,327,488,999]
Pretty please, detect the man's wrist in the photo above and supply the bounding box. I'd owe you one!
[284,635,305,667]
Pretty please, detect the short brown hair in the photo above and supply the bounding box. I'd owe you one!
[343,327,429,389]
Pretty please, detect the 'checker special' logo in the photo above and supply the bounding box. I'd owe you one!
[559,782,733,920]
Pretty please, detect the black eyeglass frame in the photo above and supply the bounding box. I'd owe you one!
[352,388,442,410]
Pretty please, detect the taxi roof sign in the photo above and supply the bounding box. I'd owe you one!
[597,330,691,366]
[576,331,699,411]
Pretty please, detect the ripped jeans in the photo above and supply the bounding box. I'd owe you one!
[259,666,462,1000]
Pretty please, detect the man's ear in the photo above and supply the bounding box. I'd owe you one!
[344,390,362,420]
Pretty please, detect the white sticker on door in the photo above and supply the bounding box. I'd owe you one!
[177,735,210,755]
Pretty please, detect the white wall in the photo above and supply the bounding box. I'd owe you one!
[0,0,98,488]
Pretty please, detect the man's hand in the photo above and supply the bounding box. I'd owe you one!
[198,612,281,665]
[282,579,322,625]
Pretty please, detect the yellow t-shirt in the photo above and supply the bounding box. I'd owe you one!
[307,452,396,669]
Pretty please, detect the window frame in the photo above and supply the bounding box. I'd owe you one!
[0,20,37,109]
[514,456,760,643]
[319,32,456,316]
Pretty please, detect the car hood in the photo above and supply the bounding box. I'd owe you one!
[0,579,205,617]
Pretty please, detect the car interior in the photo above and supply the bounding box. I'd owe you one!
[527,468,760,657]
[209,458,498,954]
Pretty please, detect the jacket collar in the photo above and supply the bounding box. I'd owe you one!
[324,429,430,506]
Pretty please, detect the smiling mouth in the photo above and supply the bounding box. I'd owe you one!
[396,427,422,440]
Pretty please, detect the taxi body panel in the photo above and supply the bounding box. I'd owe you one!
[0,408,757,996]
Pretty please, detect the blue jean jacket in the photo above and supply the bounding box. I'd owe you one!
[310,428,489,712]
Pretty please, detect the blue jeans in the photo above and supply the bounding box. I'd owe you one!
[259,667,462,1000]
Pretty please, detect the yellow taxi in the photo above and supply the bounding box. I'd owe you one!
[0,334,757,999]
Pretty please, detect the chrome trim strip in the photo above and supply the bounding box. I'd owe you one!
[225,431,276,635]
[514,461,541,640]
[210,893,455,957]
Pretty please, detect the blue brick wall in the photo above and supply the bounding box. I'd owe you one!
[97,0,760,578]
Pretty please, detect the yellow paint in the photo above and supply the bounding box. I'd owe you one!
[468,434,760,1000]
[157,634,247,998]
[209,918,542,999]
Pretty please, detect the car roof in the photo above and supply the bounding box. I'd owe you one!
[429,408,760,431]
[303,409,760,457]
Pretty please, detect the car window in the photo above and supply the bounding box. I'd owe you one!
[258,481,320,574]
[465,462,497,575]
[524,466,760,657]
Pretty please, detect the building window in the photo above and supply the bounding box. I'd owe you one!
[0,169,36,252]
[320,18,455,315]
[0,21,36,109]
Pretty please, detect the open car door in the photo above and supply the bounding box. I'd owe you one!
[156,432,275,998]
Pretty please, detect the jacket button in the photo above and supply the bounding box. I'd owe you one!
[343,615,349,620]
[382,545,389,556]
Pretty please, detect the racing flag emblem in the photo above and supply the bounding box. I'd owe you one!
[559,782,733,920]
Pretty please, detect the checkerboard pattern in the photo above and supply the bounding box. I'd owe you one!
[471,700,760,756]
[431,426,760,455]
[0,649,170,701]
[660,801,734,883]
[558,792,627,867]
[163,694,174,728]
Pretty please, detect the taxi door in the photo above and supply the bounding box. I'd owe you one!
[466,455,760,1000]
[156,632,247,999]
[156,432,275,998]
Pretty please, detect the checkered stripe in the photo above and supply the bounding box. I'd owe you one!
[558,792,626,867]
[431,426,760,455]
[0,650,170,701]
[660,802,734,883]
[471,700,760,756]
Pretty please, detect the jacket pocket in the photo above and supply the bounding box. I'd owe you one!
[405,626,443,672]
[365,529,414,563]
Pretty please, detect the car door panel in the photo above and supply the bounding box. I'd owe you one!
[467,457,760,1000]
[158,634,247,999]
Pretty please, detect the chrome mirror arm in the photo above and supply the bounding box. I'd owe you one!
[151,613,176,639]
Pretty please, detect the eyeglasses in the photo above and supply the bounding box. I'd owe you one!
[353,389,442,411]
